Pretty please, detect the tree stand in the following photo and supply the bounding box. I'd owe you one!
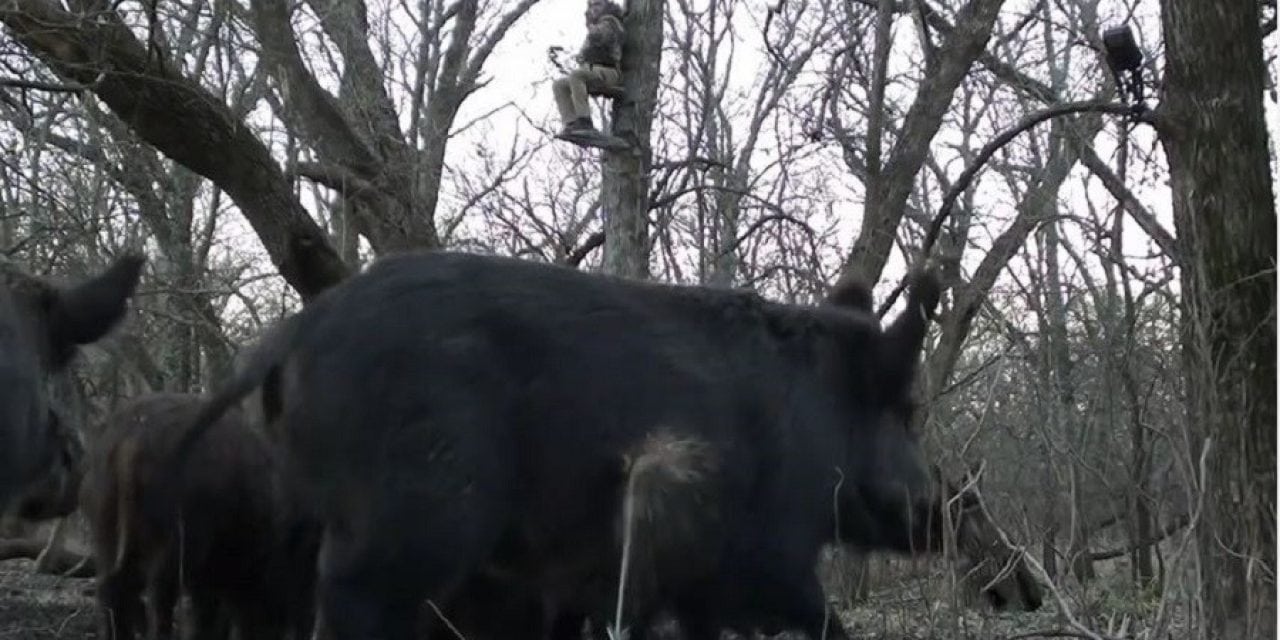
[556,85,632,151]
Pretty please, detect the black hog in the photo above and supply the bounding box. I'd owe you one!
[6,408,86,522]
[0,255,143,514]
[82,392,319,640]
[164,251,1018,640]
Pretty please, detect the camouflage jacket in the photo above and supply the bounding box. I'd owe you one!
[577,14,625,67]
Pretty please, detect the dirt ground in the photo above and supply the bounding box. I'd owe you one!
[0,556,1043,640]
[0,555,1174,640]
[0,560,97,639]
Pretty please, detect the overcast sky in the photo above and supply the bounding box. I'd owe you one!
[443,0,1198,285]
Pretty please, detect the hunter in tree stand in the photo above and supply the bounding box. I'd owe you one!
[552,0,629,149]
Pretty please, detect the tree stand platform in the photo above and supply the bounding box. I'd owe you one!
[555,127,631,151]
[555,84,632,151]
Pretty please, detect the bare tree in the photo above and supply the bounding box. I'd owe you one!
[829,0,1009,286]
[0,0,541,298]
[0,0,349,298]
[652,0,836,288]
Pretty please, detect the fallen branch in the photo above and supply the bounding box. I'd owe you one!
[1088,514,1190,561]
[0,537,46,560]
[966,486,1123,640]
[0,537,94,577]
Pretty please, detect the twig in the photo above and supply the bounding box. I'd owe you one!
[762,0,789,66]
[424,600,466,640]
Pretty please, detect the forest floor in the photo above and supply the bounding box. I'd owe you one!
[0,561,96,639]
[0,557,1187,639]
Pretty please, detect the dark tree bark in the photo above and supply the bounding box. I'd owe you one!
[1157,0,1277,636]
[599,0,665,279]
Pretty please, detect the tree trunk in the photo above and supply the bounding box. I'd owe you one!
[1109,125,1156,589]
[1030,233,1058,582]
[599,0,665,279]
[1157,0,1277,636]
[1129,399,1154,586]
[706,174,743,288]
[1041,522,1058,581]
[1042,219,1094,582]
[1123,284,1156,588]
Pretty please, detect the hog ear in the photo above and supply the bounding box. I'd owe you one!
[878,269,942,393]
[825,275,875,315]
[46,254,145,367]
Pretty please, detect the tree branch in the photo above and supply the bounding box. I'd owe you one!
[841,0,1008,286]
[876,100,1145,316]
[0,71,101,92]
[303,0,407,162]
[290,161,380,197]
[0,0,350,299]
[564,230,606,267]
[249,0,380,175]
[461,0,540,91]
[865,0,895,178]
[1075,142,1180,263]
[923,109,1108,393]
